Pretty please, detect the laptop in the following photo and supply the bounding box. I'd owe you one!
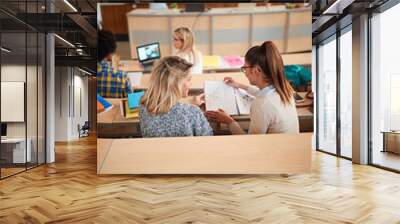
[136,43,161,73]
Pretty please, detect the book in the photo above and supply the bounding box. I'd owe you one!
[97,101,105,113]
[204,81,255,115]
[203,55,221,68]
[127,91,145,109]
[120,99,140,119]
[125,101,140,119]
[97,94,113,113]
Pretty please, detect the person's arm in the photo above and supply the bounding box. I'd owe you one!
[223,77,259,96]
[228,121,246,135]
[193,107,213,136]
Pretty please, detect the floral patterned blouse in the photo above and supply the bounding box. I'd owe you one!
[139,102,213,137]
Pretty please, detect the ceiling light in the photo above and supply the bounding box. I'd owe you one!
[54,34,75,48]
[63,0,78,12]
[78,67,92,76]
[1,47,11,53]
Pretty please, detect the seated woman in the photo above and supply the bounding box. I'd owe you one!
[206,41,299,134]
[140,56,213,137]
[172,27,203,75]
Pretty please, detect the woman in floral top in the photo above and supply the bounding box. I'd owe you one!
[139,56,213,137]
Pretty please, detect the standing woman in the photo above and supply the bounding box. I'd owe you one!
[172,27,203,74]
[206,41,299,134]
[140,56,212,137]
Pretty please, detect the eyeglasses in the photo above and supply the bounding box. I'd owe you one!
[240,66,253,73]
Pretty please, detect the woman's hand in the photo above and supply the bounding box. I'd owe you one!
[223,77,240,88]
[193,93,205,106]
[205,109,235,124]
[224,77,249,90]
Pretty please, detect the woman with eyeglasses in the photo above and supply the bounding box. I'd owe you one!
[206,41,299,134]
[173,27,203,75]
[140,56,213,137]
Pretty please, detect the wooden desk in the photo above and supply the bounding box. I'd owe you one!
[97,91,313,137]
[97,133,312,174]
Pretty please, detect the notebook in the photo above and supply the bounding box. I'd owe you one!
[97,94,113,113]
[127,91,145,109]
[120,100,140,119]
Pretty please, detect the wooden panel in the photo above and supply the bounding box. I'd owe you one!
[88,77,97,132]
[281,52,311,65]
[253,13,287,27]
[252,40,285,53]
[213,43,250,56]
[98,133,312,174]
[289,10,311,26]
[128,16,168,31]
[171,16,210,30]
[213,15,249,29]
[287,37,312,52]
[101,4,132,35]
[136,72,249,91]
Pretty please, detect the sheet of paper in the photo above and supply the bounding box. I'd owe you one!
[127,72,143,88]
[204,81,238,115]
[235,88,255,115]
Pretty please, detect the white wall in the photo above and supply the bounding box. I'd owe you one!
[54,67,89,141]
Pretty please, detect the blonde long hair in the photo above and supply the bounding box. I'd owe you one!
[140,56,192,115]
[174,27,198,62]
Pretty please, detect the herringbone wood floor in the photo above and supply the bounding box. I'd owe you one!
[1,136,400,224]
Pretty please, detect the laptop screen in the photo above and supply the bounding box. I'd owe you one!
[136,43,161,63]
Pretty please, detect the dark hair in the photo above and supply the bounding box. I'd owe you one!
[98,30,116,62]
[245,41,293,105]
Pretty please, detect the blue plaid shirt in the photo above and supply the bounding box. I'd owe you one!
[97,61,132,98]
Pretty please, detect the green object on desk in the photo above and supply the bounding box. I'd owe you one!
[284,65,311,89]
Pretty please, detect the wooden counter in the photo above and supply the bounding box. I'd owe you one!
[97,133,312,174]
[127,7,311,58]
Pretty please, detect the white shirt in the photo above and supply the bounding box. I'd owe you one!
[175,51,203,75]
[229,85,299,134]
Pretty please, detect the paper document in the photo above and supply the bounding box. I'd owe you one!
[204,81,238,115]
[235,88,254,115]
[204,81,255,115]
[127,72,143,88]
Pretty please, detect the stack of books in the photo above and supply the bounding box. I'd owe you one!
[120,91,145,118]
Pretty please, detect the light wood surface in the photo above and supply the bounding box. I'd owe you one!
[97,133,312,174]
[127,7,311,57]
[120,53,311,73]
[2,136,400,223]
[137,72,249,91]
